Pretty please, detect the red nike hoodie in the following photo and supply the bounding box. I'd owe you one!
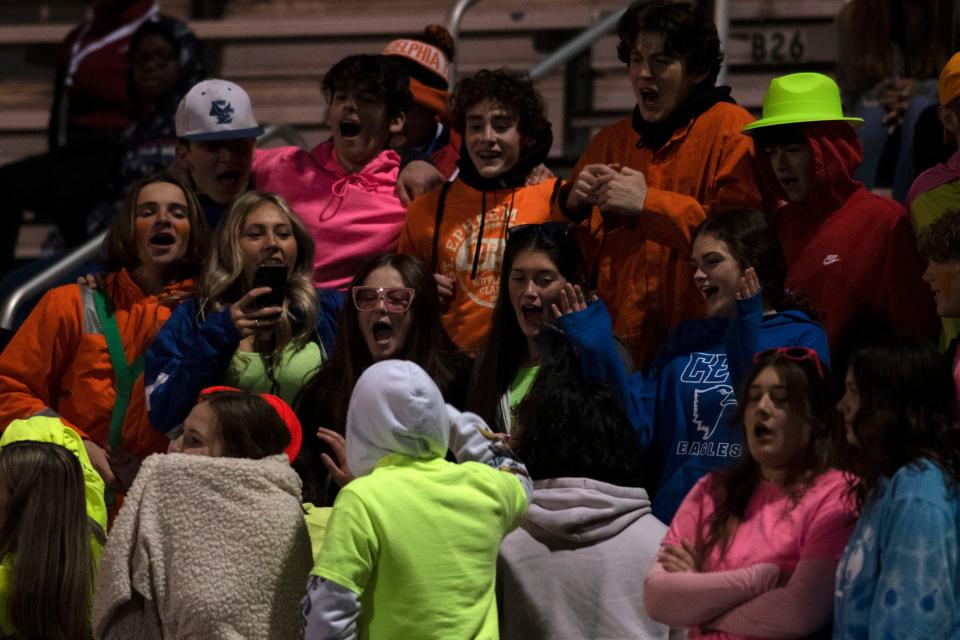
[756,121,938,373]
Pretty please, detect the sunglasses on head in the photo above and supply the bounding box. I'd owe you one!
[506,221,573,243]
[754,346,826,379]
[351,286,415,312]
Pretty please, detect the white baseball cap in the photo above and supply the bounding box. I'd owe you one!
[175,79,265,141]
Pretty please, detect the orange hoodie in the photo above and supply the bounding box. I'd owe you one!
[0,269,192,458]
[400,178,562,352]
[562,101,762,371]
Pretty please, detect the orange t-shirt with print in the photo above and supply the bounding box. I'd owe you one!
[400,178,562,352]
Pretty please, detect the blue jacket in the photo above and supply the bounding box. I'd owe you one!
[560,295,829,523]
[835,460,960,639]
[556,301,648,433]
[145,290,343,432]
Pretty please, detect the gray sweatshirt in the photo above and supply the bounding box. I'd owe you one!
[497,477,686,640]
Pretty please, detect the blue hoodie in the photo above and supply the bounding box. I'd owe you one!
[560,294,829,523]
[145,289,343,432]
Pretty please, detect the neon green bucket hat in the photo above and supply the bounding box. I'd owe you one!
[741,72,863,134]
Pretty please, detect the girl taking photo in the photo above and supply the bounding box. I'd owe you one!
[146,190,342,432]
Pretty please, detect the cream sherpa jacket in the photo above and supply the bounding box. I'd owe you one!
[93,453,312,639]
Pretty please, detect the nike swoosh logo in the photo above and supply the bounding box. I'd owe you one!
[823,255,841,265]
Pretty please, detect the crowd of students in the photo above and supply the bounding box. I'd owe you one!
[0,0,959,638]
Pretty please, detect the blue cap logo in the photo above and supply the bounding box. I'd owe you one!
[209,100,234,125]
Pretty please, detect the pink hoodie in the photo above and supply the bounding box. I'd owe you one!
[254,141,406,290]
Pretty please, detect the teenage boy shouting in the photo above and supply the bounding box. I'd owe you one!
[173,78,262,228]
[558,0,762,371]
[255,55,410,290]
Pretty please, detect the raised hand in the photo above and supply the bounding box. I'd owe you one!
[736,266,761,301]
[396,160,445,207]
[566,163,618,213]
[317,427,355,487]
[525,163,555,186]
[434,273,456,312]
[594,166,648,217]
[550,282,592,318]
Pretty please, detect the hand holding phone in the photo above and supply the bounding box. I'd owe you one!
[251,264,287,309]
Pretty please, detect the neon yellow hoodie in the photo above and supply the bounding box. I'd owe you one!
[0,416,107,636]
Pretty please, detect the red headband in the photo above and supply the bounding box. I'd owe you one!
[198,386,302,462]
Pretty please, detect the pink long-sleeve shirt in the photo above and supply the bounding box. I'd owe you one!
[645,469,856,639]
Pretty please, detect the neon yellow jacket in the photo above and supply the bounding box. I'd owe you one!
[0,416,107,636]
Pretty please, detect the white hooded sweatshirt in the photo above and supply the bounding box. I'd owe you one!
[304,360,531,640]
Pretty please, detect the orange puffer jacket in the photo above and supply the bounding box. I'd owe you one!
[0,269,193,458]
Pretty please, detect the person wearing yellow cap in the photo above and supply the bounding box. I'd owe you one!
[906,52,960,350]
[744,72,939,378]
[0,416,108,639]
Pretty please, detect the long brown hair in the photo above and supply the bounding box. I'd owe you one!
[199,390,291,459]
[696,351,837,564]
[466,222,585,430]
[841,337,960,511]
[0,442,94,639]
[297,253,458,435]
[840,0,952,87]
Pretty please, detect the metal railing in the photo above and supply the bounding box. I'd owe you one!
[0,124,309,333]
[259,123,307,150]
[529,7,628,81]
[445,0,482,84]
[529,1,730,82]
[0,230,106,331]
[715,0,729,85]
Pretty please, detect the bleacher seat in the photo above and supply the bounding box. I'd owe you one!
[0,0,848,223]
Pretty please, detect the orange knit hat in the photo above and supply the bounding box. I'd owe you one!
[383,37,451,117]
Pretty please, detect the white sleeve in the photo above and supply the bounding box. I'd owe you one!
[302,575,360,640]
[446,404,533,503]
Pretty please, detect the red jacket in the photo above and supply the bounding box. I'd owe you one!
[757,121,939,371]
[0,270,192,458]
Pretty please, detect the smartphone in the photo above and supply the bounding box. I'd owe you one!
[251,264,287,309]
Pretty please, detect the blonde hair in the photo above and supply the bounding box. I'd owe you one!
[198,191,318,361]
